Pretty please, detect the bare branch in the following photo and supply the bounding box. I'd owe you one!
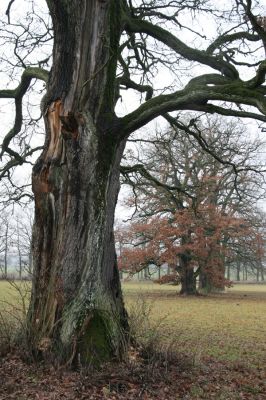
[124,15,239,79]
[118,76,266,136]
[0,67,48,161]
[5,0,16,24]
[120,163,195,200]
[206,31,260,55]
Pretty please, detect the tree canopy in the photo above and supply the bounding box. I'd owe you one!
[117,119,265,293]
[1,0,266,202]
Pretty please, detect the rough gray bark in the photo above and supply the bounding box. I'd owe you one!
[27,0,128,364]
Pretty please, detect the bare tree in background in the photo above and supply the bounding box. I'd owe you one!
[0,213,12,278]
[13,211,33,279]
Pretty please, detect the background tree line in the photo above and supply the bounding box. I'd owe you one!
[0,209,32,280]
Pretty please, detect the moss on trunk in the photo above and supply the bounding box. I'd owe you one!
[27,0,129,366]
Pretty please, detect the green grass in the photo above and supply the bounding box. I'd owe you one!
[0,280,30,304]
[122,281,266,368]
[0,280,30,324]
[0,280,265,368]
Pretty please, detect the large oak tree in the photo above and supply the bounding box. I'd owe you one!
[118,119,265,294]
[0,0,266,364]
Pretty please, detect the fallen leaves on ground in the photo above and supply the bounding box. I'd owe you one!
[0,351,265,400]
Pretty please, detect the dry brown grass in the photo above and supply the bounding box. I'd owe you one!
[0,280,265,399]
[0,280,265,367]
[123,281,266,368]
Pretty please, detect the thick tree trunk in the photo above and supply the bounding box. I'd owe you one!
[198,270,212,293]
[198,268,225,293]
[261,265,265,281]
[236,261,241,281]
[226,264,230,281]
[256,268,260,282]
[178,234,197,295]
[27,0,128,365]
[179,255,197,295]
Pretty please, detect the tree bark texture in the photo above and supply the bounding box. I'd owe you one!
[27,0,128,365]
[236,262,241,281]
[177,234,197,295]
[198,266,225,293]
[178,252,197,296]
[198,270,212,293]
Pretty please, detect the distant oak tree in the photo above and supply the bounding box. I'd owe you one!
[118,120,265,294]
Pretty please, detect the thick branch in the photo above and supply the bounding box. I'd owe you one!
[163,113,265,176]
[187,103,266,123]
[0,67,48,161]
[0,68,48,99]
[118,77,266,135]
[124,15,239,79]
[5,0,16,24]
[0,146,44,180]
[118,76,153,100]
[120,163,195,200]
[206,31,260,55]
[246,60,266,88]
[242,0,266,48]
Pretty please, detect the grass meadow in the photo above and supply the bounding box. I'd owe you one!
[123,282,266,369]
[0,280,266,399]
[0,280,265,368]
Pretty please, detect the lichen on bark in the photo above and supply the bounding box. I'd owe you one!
[27,0,129,365]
